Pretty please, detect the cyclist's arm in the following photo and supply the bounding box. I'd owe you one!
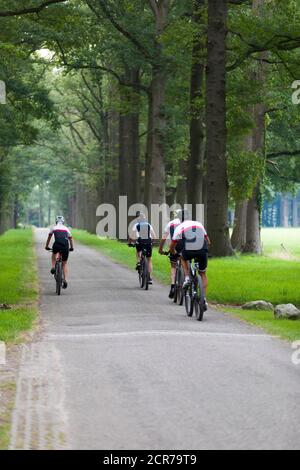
[150,226,157,241]
[169,240,177,255]
[159,234,168,254]
[45,233,52,249]
[69,236,74,250]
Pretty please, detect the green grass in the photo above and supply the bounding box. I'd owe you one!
[0,228,38,449]
[222,307,300,342]
[261,227,300,258]
[0,228,38,342]
[73,229,300,307]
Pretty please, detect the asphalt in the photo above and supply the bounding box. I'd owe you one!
[9,229,300,450]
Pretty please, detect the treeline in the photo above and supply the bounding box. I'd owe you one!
[1,0,300,255]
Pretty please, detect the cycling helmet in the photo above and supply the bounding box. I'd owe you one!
[136,211,146,220]
[56,215,65,225]
[176,209,191,223]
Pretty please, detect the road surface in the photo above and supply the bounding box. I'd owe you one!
[9,229,300,450]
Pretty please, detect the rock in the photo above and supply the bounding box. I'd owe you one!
[0,304,11,310]
[274,304,300,320]
[242,300,274,312]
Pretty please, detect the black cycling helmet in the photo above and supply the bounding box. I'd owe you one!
[136,211,146,220]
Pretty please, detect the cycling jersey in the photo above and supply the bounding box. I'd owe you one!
[172,220,208,252]
[163,218,181,240]
[133,221,154,243]
[49,224,72,248]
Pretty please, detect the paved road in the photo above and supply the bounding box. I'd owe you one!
[9,229,300,449]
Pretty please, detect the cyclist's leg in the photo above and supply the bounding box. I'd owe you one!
[61,248,70,287]
[196,250,208,302]
[51,252,56,269]
[62,261,68,281]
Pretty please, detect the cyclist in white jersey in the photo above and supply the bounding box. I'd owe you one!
[170,209,210,303]
[159,210,181,298]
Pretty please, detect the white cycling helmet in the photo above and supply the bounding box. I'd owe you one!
[56,215,65,225]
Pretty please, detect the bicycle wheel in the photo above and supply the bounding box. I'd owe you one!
[143,256,149,291]
[178,267,185,306]
[173,266,179,303]
[139,260,144,288]
[56,261,62,296]
[184,284,194,317]
[195,274,205,321]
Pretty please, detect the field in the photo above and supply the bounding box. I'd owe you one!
[262,228,300,259]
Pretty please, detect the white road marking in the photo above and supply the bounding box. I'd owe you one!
[46,330,276,340]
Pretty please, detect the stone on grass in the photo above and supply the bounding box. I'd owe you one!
[0,304,11,310]
[242,300,274,312]
[274,304,300,320]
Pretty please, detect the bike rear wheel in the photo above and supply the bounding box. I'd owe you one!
[55,261,62,296]
[143,257,149,290]
[195,274,205,321]
[184,284,194,317]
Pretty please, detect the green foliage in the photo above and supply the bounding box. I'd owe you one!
[228,149,265,202]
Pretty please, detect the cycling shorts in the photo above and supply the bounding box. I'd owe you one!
[136,241,152,258]
[181,248,208,273]
[53,242,69,262]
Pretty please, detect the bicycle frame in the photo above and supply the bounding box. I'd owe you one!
[184,259,205,321]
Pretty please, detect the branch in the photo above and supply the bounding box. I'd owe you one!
[55,40,150,94]
[87,0,153,62]
[149,0,159,18]
[268,150,300,159]
[0,0,66,17]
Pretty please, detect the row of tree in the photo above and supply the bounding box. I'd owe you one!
[1,0,300,255]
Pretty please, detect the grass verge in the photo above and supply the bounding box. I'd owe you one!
[0,228,38,342]
[73,229,300,342]
[220,306,300,342]
[0,228,38,449]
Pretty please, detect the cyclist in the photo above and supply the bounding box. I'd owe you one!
[170,209,210,304]
[45,216,74,289]
[159,210,181,299]
[128,211,157,284]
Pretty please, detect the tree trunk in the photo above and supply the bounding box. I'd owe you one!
[205,0,233,256]
[149,66,166,206]
[280,196,289,227]
[187,0,205,219]
[243,0,266,254]
[231,200,248,250]
[292,197,299,227]
[119,68,140,209]
[144,92,153,209]
[147,0,169,207]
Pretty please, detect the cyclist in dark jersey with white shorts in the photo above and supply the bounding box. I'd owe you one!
[45,216,74,289]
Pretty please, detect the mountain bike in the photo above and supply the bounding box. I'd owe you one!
[184,259,206,321]
[47,249,65,296]
[162,252,184,305]
[128,244,151,290]
[173,257,184,305]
